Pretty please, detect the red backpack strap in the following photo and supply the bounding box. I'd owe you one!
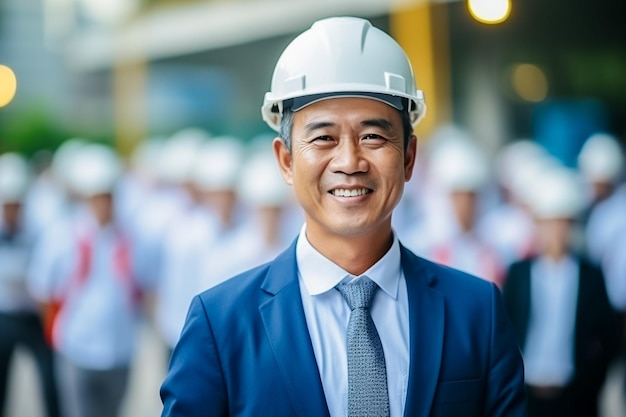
[114,234,142,305]
[45,235,92,347]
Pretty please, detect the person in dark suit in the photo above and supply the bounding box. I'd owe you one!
[502,165,623,417]
[161,16,526,417]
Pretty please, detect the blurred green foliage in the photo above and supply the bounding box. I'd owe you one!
[0,104,69,157]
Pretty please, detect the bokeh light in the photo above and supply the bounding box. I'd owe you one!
[0,64,17,107]
[468,0,512,24]
[511,63,549,102]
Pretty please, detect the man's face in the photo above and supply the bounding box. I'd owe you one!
[535,217,572,258]
[450,190,477,232]
[273,97,416,243]
[87,193,113,226]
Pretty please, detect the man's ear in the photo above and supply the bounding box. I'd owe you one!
[404,135,418,182]
[273,137,293,185]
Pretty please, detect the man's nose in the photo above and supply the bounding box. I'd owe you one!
[328,138,369,175]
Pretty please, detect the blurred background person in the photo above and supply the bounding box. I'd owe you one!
[21,139,87,244]
[152,135,245,356]
[234,145,301,273]
[26,143,147,417]
[477,139,551,269]
[189,137,249,293]
[0,152,61,417]
[413,127,504,286]
[503,164,623,417]
[127,128,209,293]
[578,133,626,265]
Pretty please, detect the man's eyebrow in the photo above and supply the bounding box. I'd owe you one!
[303,121,336,133]
[360,118,394,132]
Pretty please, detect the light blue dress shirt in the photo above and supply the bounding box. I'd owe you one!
[296,224,409,417]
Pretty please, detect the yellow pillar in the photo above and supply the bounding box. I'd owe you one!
[113,56,147,159]
[390,1,452,140]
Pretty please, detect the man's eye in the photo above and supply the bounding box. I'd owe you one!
[362,134,386,141]
[311,136,333,142]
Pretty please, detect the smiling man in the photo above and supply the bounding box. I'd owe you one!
[161,16,526,417]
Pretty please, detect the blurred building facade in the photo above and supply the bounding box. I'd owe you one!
[1,0,624,158]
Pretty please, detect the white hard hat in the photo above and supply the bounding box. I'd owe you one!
[526,165,586,219]
[52,138,87,187]
[66,144,122,197]
[429,134,489,192]
[158,128,209,184]
[577,132,624,182]
[238,150,290,207]
[0,152,31,203]
[261,16,426,132]
[495,139,549,191]
[130,136,166,179]
[191,137,245,192]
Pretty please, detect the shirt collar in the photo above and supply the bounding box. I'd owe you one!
[296,224,402,299]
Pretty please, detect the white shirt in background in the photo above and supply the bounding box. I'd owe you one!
[523,255,579,387]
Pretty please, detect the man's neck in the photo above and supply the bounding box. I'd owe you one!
[305,227,394,276]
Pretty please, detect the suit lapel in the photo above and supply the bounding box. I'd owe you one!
[401,246,445,417]
[259,242,330,417]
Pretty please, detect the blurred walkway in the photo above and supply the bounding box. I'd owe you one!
[5,323,626,416]
[6,319,167,417]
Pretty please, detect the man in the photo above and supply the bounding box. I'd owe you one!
[417,128,504,287]
[502,165,622,417]
[0,153,60,417]
[161,16,525,417]
[27,143,145,417]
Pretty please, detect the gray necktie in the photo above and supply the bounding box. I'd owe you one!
[336,278,390,417]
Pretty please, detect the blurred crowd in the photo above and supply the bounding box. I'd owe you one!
[1,124,625,416]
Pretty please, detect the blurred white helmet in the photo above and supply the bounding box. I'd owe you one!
[238,150,290,207]
[191,137,245,192]
[525,165,586,219]
[577,132,624,183]
[495,139,549,192]
[0,152,31,203]
[261,16,426,131]
[66,144,122,197]
[130,136,166,179]
[158,128,209,184]
[429,134,489,192]
[52,138,87,188]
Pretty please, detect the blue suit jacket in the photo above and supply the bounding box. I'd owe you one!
[161,240,526,416]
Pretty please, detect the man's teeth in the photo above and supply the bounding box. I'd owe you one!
[332,188,369,197]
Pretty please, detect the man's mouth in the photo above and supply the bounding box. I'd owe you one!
[330,188,372,197]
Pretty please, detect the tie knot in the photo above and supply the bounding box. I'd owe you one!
[336,278,378,311]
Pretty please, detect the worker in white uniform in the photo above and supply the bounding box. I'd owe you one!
[128,128,208,290]
[26,144,145,417]
[0,153,60,417]
[189,137,249,293]
[233,147,301,273]
[578,133,626,264]
[396,125,468,253]
[477,139,551,268]
[115,136,167,234]
[418,133,504,287]
[21,139,85,242]
[154,136,245,353]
